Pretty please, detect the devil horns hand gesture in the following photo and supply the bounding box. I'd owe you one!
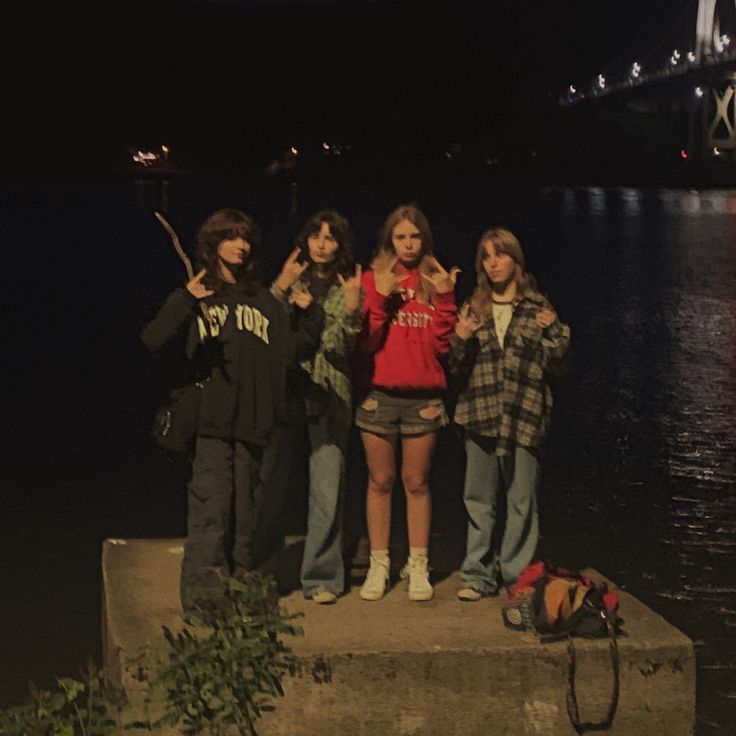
[337,263,362,313]
[374,256,410,297]
[274,247,309,294]
[420,256,460,294]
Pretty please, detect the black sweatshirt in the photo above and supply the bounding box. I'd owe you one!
[142,285,323,447]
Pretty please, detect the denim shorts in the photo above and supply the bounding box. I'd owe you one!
[354,389,448,436]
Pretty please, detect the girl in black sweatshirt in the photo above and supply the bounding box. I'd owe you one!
[142,208,322,611]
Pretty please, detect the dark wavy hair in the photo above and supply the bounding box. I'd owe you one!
[195,208,262,295]
[295,209,355,283]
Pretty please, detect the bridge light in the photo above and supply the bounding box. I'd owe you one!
[695,86,704,98]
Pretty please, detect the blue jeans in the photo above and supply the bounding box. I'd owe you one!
[460,434,540,592]
[301,415,350,597]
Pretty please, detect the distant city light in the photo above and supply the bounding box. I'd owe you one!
[695,86,704,98]
[687,51,696,62]
[713,147,721,156]
[132,150,160,166]
[596,74,606,89]
[680,149,688,160]
[290,147,299,156]
[630,61,641,79]
[568,85,577,94]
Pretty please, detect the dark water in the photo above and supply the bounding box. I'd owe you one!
[1,175,734,734]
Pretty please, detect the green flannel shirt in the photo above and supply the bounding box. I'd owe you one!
[300,283,362,421]
[448,291,570,455]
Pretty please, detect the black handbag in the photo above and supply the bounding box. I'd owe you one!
[151,380,204,456]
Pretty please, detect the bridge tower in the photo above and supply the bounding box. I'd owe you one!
[691,0,736,160]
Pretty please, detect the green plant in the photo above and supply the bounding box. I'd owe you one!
[0,660,126,736]
[148,572,303,736]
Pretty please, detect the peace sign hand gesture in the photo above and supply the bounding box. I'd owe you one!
[420,256,460,294]
[338,263,363,313]
[455,303,483,340]
[275,247,309,294]
[374,256,409,297]
[186,269,215,299]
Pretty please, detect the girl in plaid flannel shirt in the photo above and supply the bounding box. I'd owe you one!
[448,228,570,601]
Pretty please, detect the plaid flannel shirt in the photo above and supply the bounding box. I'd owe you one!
[300,282,362,420]
[448,291,570,455]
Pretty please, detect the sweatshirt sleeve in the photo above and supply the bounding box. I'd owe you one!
[141,288,198,353]
[430,290,458,357]
[357,270,392,355]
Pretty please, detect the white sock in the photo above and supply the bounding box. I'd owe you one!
[409,547,428,561]
[370,549,389,563]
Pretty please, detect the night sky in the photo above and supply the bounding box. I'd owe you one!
[4,0,700,175]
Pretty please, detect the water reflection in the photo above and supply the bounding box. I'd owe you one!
[555,186,736,734]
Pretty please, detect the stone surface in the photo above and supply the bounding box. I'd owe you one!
[102,538,695,736]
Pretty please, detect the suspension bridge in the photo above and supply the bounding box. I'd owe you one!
[559,0,736,163]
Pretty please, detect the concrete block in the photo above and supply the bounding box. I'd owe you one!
[102,538,695,736]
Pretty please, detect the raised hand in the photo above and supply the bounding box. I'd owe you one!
[455,303,483,340]
[186,269,215,299]
[374,256,409,297]
[421,256,460,294]
[536,309,557,328]
[275,247,309,293]
[290,285,313,310]
[338,263,363,312]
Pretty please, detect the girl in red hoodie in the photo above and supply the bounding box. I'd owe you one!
[355,203,458,601]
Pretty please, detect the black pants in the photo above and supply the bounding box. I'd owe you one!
[254,420,309,569]
[181,436,264,610]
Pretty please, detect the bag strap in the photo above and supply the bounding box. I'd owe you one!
[565,614,620,733]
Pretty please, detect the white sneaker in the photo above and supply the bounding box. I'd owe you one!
[360,555,390,601]
[310,588,338,605]
[400,556,433,601]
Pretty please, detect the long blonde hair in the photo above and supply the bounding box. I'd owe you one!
[372,203,436,304]
[468,228,537,321]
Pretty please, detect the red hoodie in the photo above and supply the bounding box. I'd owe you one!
[356,267,457,393]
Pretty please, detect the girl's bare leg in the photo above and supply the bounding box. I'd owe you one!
[361,431,398,550]
[401,432,438,548]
